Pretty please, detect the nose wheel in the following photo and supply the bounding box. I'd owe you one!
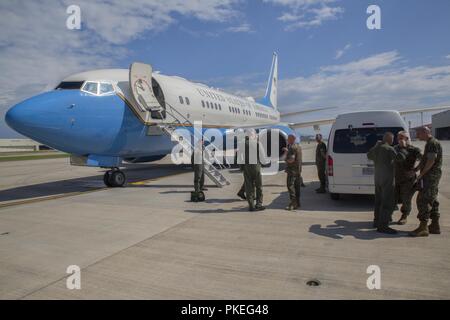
[103,169,126,187]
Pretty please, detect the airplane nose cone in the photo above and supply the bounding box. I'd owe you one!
[5,92,63,139]
[5,103,27,133]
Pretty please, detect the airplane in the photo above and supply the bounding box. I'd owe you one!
[5,53,450,187]
[4,53,320,187]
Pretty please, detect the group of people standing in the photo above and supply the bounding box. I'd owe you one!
[191,126,442,238]
[191,130,328,212]
[367,126,442,236]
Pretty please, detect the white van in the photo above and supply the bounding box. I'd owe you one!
[326,111,408,200]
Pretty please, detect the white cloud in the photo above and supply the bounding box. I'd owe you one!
[278,52,450,118]
[334,43,351,59]
[226,23,254,33]
[322,51,401,73]
[264,0,344,30]
[212,51,450,127]
[0,0,242,136]
[446,54,450,59]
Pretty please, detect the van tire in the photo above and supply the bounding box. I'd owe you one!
[330,193,340,200]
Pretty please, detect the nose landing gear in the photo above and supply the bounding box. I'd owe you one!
[103,168,126,187]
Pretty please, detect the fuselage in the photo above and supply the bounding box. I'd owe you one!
[5,68,290,165]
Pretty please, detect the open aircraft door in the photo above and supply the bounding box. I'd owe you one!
[129,62,165,123]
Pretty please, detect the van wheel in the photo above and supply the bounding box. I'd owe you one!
[330,193,340,200]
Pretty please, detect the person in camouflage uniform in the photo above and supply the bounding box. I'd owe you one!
[315,134,327,193]
[410,126,443,237]
[283,134,303,210]
[394,131,422,225]
[239,129,265,211]
[367,132,404,234]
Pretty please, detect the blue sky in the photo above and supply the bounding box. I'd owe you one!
[1,0,450,137]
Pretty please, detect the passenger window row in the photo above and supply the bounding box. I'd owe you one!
[201,100,222,111]
[179,96,191,105]
[255,112,269,119]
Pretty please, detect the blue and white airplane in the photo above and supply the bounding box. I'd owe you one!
[5,53,448,187]
[5,54,325,186]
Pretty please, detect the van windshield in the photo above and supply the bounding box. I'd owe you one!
[333,127,404,154]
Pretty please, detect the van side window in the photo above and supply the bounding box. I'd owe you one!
[179,96,184,104]
[185,97,190,105]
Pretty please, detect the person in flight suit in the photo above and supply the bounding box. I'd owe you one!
[282,134,303,210]
[240,129,265,211]
[367,132,404,234]
[410,126,443,237]
[191,138,206,199]
[315,134,327,193]
[393,131,422,225]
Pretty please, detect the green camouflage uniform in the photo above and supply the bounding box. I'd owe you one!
[315,141,327,190]
[394,144,422,216]
[285,143,303,207]
[241,138,263,209]
[416,137,442,222]
[367,142,403,228]
[191,145,205,194]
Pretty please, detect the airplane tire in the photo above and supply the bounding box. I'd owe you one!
[109,170,126,187]
[103,171,113,187]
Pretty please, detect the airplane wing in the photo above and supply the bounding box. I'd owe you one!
[398,105,450,115]
[288,106,450,129]
[280,106,335,118]
[288,118,336,129]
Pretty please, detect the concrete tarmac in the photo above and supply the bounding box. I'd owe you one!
[0,142,449,299]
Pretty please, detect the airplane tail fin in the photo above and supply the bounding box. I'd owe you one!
[259,52,278,109]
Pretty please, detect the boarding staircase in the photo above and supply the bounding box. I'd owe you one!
[157,102,231,188]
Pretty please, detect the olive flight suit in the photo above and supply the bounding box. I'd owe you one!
[367,142,404,228]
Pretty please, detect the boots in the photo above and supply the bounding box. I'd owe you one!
[409,221,429,237]
[397,213,408,225]
[286,202,299,211]
[237,191,246,200]
[316,187,326,194]
[428,218,441,234]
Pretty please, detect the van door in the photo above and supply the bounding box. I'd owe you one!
[129,62,164,122]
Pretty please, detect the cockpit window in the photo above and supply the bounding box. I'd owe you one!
[99,82,114,95]
[82,82,98,95]
[55,81,84,90]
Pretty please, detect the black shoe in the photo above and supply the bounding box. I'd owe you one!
[237,192,246,200]
[316,188,326,194]
[254,205,266,211]
[301,183,306,188]
[377,226,398,234]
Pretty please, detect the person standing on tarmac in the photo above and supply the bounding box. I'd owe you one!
[239,129,265,212]
[409,126,443,237]
[282,134,303,210]
[393,131,422,225]
[191,138,207,200]
[367,132,404,234]
[315,134,327,193]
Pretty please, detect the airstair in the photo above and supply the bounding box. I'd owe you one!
[128,62,230,188]
[158,102,231,188]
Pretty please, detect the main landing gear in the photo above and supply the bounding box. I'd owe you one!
[103,168,126,187]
